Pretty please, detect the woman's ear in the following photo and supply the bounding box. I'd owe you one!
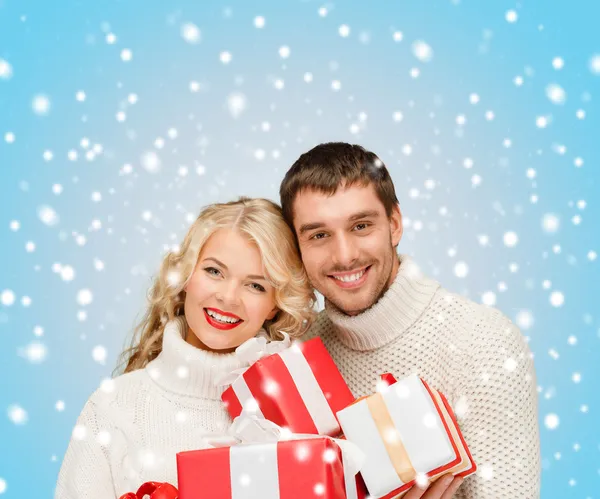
[266,307,279,321]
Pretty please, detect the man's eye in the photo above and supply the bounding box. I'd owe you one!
[311,232,327,240]
[354,223,369,230]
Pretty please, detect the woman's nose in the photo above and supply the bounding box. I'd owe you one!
[216,281,241,307]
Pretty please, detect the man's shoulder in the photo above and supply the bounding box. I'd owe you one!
[434,286,522,342]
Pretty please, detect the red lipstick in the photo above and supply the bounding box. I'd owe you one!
[203,308,243,331]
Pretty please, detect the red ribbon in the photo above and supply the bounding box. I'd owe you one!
[119,481,178,499]
[380,372,398,386]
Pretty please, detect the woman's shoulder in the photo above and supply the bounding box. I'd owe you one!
[86,368,152,414]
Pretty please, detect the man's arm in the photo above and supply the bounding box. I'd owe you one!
[454,309,541,498]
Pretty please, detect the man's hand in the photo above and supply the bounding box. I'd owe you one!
[403,475,464,499]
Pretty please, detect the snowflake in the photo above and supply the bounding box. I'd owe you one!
[412,41,433,62]
[338,25,350,37]
[92,345,107,365]
[181,23,201,44]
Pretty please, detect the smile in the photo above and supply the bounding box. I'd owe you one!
[328,265,371,289]
[204,308,243,330]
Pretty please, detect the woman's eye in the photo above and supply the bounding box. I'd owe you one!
[204,267,222,277]
[250,283,266,292]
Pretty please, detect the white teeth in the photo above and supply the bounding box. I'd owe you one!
[333,269,366,282]
[206,309,241,324]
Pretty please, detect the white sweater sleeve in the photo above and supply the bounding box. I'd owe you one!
[55,398,117,499]
[456,311,541,499]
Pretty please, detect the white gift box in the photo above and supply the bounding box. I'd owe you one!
[337,375,467,498]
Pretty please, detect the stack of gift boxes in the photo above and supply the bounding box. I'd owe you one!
[175,338,477,499]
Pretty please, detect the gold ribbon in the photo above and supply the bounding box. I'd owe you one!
[365,393,417,484]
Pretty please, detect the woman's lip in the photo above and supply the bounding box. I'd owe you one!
[203,309,243,330]
[205,307,242,320]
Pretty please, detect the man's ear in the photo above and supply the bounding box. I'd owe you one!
[390,204,403,247]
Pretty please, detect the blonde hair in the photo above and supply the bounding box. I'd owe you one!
[118,197,315,374]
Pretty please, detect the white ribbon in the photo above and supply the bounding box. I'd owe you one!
[216,332,291,387]
[278,344,341,435]
[207,415,365,499]
[219,337,342,436]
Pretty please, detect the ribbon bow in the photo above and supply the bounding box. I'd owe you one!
[119,481,178,499]
[206,414,287,447]
[216,332,291,387]
[207,414,366,478]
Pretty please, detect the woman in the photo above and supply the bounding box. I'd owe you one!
[55,198,315,498]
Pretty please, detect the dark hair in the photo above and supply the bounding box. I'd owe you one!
[279,142,399,229]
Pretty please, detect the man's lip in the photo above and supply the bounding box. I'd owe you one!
[204,307,243,321]
[328,265,371,289]
[328,265,371,278]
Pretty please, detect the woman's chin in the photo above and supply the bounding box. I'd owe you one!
[195,335,234,352]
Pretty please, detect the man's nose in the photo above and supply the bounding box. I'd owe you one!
[331,234,360,269]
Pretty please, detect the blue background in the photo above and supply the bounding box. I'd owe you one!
[1,0,599,497]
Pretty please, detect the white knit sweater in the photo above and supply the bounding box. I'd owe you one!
[55,317,244,498]
[303,255,541,498]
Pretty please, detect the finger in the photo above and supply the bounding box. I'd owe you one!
[440,477,464,499]
[404,474,454,499]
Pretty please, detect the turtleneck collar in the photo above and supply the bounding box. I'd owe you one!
[325,255,440,351]
[145,316,247,400]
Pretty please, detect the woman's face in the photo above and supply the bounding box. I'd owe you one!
[183,228,278,352]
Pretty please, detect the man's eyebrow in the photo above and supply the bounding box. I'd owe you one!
[298,210,380,235]
[348,210,379,221]
[298,222,326,235]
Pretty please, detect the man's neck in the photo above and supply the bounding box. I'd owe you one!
[322,255,441,351]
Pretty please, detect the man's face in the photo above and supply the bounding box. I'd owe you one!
[292,183,403,315]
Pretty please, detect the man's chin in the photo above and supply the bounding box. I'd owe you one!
[327,294,373,316]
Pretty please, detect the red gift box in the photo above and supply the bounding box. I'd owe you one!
[221,338,354,436]
[176,437,367,499]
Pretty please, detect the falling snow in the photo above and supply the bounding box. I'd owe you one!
[7,405,28,425]
[412,40,433,62]
[0,58,14,79]
[1,4,598,497]
[31,94,51,115]
[181,23,201,44]
[545,84,566,105]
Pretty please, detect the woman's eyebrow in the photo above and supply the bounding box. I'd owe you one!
[202,257,227,268]
[203,257,266,281]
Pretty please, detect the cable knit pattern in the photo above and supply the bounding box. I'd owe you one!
[303,255,541,498]
[55,317,243,498]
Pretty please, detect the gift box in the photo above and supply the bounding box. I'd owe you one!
[176,417,367,499]
[337,374,476,499]
[221,337,354,436]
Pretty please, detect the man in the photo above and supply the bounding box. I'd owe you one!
[280,143,541,499]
